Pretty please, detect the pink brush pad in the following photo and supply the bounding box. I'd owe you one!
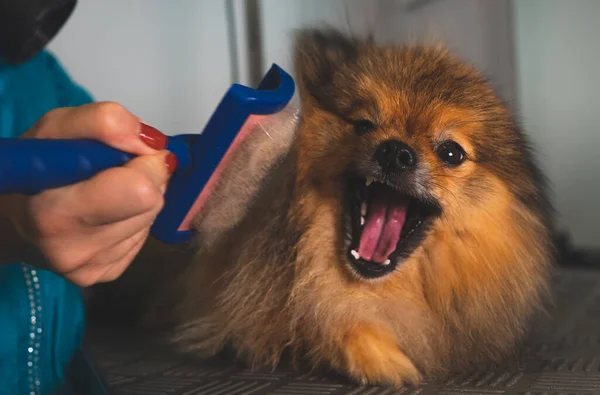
[178,114,267,231]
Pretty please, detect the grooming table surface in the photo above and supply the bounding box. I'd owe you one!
[87,267,600,395]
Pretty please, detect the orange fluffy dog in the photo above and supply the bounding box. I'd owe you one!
[92,28,554,388]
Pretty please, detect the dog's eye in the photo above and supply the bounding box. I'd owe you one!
[436,141,465,166]
[352,119,376,135]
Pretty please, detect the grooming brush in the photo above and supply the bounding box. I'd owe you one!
[0,64,295,244]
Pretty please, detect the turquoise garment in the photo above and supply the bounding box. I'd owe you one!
[0,50,93,394]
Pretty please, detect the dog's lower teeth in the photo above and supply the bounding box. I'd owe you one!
[361,202,367,216]
[360,216,365,226]
[351,250,360,260]
[384,259,391,265]
[365,176,374,186]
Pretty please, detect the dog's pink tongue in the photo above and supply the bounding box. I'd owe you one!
[358,191,407,263]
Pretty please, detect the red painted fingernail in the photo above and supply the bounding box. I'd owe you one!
[165,152,178,174]
[139,123,167,150]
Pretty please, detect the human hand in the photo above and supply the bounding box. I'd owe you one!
[0,102,177,286]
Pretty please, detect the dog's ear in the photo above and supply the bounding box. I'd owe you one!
[293,27,360,111]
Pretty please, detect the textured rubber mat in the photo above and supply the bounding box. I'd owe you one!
[86,267,600,394]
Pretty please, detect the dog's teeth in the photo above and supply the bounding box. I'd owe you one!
[351,250,360,260]
[384,259,391,265]
[360,216,365,226]
[361,202,367,216]
[365,176,374,186]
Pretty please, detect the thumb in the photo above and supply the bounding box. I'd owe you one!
[123,150,177,193]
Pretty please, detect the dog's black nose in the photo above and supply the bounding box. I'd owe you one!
[375,140,417,173]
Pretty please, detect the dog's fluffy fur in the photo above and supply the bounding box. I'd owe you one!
[92,28,554,387]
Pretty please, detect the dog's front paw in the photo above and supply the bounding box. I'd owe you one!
[340,323,421,388]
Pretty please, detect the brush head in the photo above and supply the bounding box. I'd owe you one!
[188,107,300,249]
[149,64,295,245]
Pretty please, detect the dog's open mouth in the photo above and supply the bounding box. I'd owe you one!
[344,177,440,279]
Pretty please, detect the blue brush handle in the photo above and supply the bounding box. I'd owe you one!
[0,136,192,196]
[0,139,134,195]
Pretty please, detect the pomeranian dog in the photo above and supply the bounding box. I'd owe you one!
[92,28,555,388]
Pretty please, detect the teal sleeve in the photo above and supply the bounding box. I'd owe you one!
[44,51,95,107]
[0,50,100,395]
